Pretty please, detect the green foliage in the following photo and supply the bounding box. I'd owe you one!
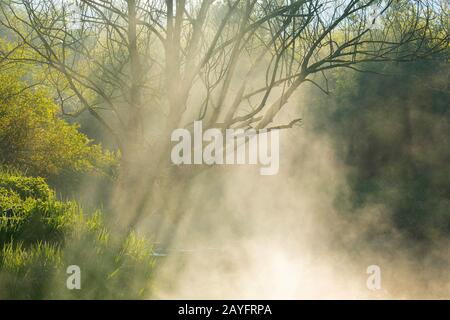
[0,170,53,201]
[0,72,117,179]
[307,59,449,241]
[0,171,155,299]
[0,171,79,245]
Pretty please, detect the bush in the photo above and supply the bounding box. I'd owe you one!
[0,172,155,299]
[0,73,118,179]
[0,170,79,245]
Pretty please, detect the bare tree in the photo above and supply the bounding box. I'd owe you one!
[0,0,448,237]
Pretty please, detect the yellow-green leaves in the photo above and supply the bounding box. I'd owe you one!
[0,73,117,178]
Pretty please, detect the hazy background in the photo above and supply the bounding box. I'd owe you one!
[140,60,449,299]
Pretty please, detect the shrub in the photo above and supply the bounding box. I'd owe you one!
[0,171,79,245]
[0,73,118,179]
[0,172,155,299]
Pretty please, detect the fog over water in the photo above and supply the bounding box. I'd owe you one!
[145,116,449,299]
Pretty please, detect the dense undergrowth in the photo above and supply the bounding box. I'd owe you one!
[0,170,155,299]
